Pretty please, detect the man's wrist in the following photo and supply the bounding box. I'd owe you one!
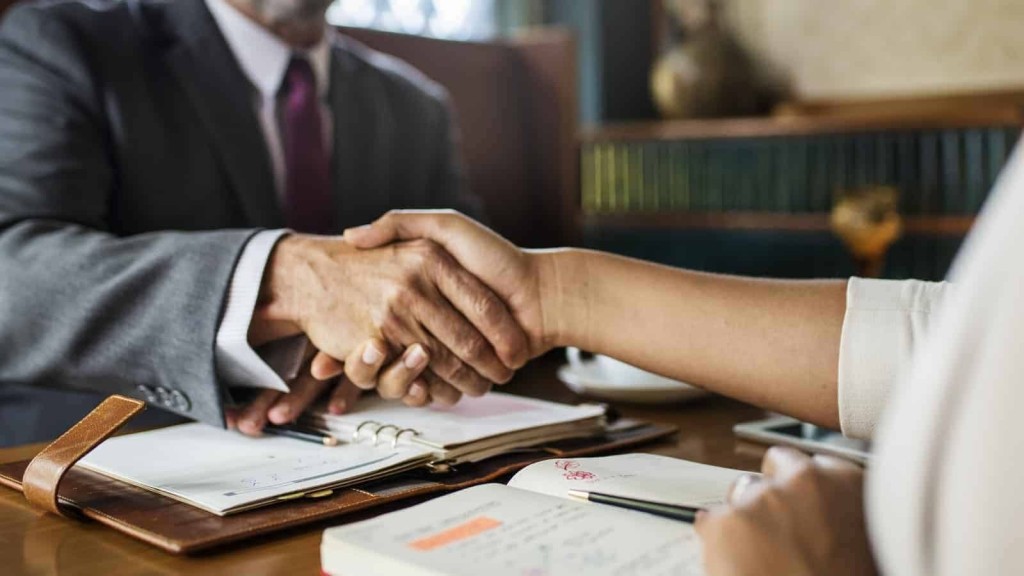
[251,234,307,343]
[531,248,590,351]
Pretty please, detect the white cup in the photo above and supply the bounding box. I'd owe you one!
[566,347,682,388]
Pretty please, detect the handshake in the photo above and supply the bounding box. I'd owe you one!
[229,211,575,436]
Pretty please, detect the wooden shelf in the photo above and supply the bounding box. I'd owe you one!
[583,212,976,235]
[581,113,1024,143]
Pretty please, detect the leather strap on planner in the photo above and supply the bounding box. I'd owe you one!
[22,395,145,518]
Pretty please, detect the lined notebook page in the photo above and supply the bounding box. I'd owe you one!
[322,483,703,576]
[77,423,433,515]
[308,392,606,448]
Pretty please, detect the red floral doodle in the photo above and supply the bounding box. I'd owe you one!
[555,460,580,471]
[563,470,596,481]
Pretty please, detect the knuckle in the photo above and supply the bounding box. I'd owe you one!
[384,284,417,311]
[459,334,490,363]
[464,380,492,398]
[788,463,821,492]
[380,308,404,333]
[758,486,787,510]
[444,360,472,384]
[430,350,460,381]
[473,293,504,325]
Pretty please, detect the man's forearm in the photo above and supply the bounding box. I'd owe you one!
[538,249,847,429]
[0,220,256,426]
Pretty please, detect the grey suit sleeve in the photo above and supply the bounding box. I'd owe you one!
[0,6,250,426]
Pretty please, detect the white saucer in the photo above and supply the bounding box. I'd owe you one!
[557,362,709,405]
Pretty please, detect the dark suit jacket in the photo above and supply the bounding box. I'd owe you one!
[0,0,477,446]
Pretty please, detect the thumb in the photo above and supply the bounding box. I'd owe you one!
[344,210,451,249]
[343,223,396,249]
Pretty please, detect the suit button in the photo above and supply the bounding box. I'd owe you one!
[136,384,159,404]
[155,386,174,407]
[170,390,191,412]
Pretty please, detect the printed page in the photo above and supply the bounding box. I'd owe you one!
[322,484,703,576]
[78,423,432,515]
[508,453,750,508]
[308,392,605,448]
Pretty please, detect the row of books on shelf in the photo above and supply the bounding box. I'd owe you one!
[581,125,1021,216]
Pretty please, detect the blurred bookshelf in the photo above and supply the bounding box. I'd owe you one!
[579,104,1024,280]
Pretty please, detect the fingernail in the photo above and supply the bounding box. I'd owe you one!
[695,510,707,523]
[269,405,290,423]
[405,345,427,370]
[362,344,384,365]
[330,400,347,415]
[409,382,427,399]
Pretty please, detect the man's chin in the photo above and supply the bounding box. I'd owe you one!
[250,0,333,26]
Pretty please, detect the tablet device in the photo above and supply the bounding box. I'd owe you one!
[734,416,871,465]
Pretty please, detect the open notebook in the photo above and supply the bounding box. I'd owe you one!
[76,393,605,516]
[321,454,751,576]
[301,392,606,464]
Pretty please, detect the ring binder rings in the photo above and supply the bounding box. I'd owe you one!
[393,428,420,449]
[350,421,424,448]
[352,420,381,442]
[372,424,399,446]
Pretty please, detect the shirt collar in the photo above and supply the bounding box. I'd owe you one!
[205,0,331,99]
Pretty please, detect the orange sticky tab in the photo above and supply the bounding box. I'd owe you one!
[408,516,502,552]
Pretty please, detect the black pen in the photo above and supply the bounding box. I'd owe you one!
[264,424,340,447]
[567,490,702,523]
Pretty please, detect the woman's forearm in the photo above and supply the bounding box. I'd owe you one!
[535,249,847,429]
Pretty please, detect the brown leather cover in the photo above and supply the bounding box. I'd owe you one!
[22,395,145,518]
[0,419,676,554]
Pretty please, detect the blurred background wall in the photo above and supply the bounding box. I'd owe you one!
[2,0,1019,281]
[728,0,1024,100]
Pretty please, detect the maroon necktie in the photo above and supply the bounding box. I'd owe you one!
[281,57,334,234]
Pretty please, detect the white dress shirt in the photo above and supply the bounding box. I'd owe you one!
[838,142,1024,574]
[206,0,331,392]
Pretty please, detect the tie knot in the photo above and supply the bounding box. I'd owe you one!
[285,57,316,95]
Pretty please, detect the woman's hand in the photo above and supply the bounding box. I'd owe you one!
[343,210,553,357]
[696,447,878,576]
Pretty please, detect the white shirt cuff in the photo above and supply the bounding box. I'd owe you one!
[837,277,951,440]
[215,230,293,392]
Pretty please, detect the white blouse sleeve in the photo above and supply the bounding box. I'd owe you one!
[837,277,951,439]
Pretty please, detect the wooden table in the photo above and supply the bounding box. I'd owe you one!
[0,356,768,575]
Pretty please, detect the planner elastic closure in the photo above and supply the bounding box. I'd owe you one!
[22,394,145,518]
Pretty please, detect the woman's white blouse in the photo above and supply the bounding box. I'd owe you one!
[839,143,1024,576]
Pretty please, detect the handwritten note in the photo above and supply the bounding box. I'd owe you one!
[508,453,751,508]
[322,484,704,576]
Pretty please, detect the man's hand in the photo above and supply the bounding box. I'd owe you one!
[695,447,878,576]
[251,234,530,401]
[226,346,363,436]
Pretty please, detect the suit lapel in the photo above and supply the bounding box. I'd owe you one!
[159,0,283,228]
[328,39,397,229]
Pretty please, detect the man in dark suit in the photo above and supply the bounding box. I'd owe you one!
[0,0,530,446]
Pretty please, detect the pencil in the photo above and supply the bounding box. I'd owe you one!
[567,490,702,523]
[264,424,340,447]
